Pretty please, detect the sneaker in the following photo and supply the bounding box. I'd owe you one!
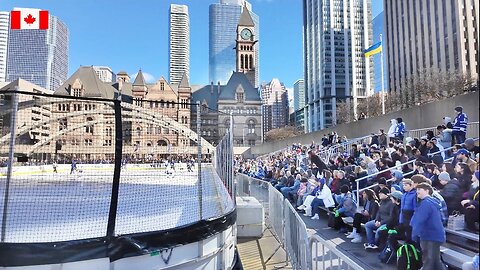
[351,236,363,243]
[364,243,378,250]
[297,205,306,210]
[347,232,358,239]
[303,213,312,217]
[311,214,319,220]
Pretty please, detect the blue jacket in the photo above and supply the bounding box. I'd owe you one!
[453,112,468,133]
[410,196,446,243]
[395,122,406,136]
[400,189,417,224]
[337,193,357,218]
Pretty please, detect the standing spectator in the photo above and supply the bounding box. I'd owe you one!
[443,116,454,129]
[388,119,398,143]
[410,183,447,270]
[436,125,452,150]
[461,171,479,232]
[395,117,406,143]
[452,106,468,144]
[348,189,379,243]
[399,179,416,242]
[378,129,388,148]
[438,172,462,214]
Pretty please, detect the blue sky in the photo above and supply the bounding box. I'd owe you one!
[2,0,383,89]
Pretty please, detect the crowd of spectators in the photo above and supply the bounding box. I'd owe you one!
[236,106,478,269]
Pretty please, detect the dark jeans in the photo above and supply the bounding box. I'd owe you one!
[311,198,324,216]
[452,131,466,144]
[352,212,370,231]
[420,241,446,270]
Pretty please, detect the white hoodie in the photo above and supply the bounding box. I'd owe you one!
[315,184,335,208]
[388,119,398,138]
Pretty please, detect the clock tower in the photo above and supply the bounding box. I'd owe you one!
[236,6,257,88]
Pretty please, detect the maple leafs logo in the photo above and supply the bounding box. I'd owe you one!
[24,14,36,25]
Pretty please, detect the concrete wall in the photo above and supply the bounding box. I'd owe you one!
[248,91,479,157]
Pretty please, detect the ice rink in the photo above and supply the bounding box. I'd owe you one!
[0,165,234,243]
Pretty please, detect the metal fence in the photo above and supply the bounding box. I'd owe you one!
[0,90,235,265]
[405,121,479,141]
[284,201,311,270]
[309,234,364,270]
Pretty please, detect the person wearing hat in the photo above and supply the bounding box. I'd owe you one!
[363,187,395,250]
[454,148,478,174]
[438,172,462,214]
[452,106,468,144]
[460,171,479,232]
[464,138,480,156]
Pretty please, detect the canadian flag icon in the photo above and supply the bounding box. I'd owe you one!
[10,8,49,30]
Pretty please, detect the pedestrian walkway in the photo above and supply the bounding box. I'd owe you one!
[236,227,291,270]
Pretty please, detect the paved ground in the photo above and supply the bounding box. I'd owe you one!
[237,227,291,270]
[301,209,397,270]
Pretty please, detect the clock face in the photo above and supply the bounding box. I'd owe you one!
[240,28,252,40]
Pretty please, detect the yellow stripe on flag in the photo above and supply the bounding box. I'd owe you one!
[365,45,382,57]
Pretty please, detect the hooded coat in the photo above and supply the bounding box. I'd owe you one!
[410,196,446,243]
[387,119,398,138]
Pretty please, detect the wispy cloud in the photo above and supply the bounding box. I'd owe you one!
[130,72,156,83]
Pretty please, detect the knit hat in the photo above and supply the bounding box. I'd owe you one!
[464,138,475,146]
[340,185,350,194]
[379,187,390,196]
[438,172,451,182]
[390,190,403,200]
[454,106,463,112]
[393,170,404,180]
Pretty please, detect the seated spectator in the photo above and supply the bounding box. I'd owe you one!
[363,187,394,250]
[347,189,379,243]
[304,180,335,219]
[460,171,479,232]
[374,177,388,198]
[454,149,478,174]
[294,178,309,207]
[377,190,402,249]
[438,172,462,214]
[455,162,474,192]
[280,174,301,201]
[410,183,447,270]
[436,125,452,150]
[333,185,357,232]
[464,138,480,156]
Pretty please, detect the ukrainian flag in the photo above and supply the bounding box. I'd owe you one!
[364,42,382,57]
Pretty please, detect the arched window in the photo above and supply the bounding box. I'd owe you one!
[240,54,244,69]
[146,141,152,147]
[244,54,249,69]
[249,55,254,69]
[160,100,165,108]
[136,127,141,136]
[157,140,168,146]
[248,119,255,134]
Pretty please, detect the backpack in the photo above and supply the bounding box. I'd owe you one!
[396,243,422,270]
[379,241,396,264]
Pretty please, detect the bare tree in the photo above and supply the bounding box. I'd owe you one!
[265,126,303,142]
[336,99,354,124]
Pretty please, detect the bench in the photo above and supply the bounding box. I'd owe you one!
[445,228,479,242]
[440,246,476,269]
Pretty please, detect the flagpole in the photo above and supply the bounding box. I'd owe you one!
[380,34,385,115]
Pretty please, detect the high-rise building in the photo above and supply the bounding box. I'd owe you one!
[261,78,289,136]
[93,66,115,83]
[169,4,190,85]
[303,0,374,132]
[293,79,305,111]
[385,0,478,94]
[372,12,387,93]
[0,12,9,82]
[209,0,259,87]
[6,8,68,91]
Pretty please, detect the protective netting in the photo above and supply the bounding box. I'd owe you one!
[0,92,234,243]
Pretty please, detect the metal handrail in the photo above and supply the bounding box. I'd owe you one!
[309,234,365,270]
[406,121,479,133]
[356,170,416,195]
[427,137,479,157]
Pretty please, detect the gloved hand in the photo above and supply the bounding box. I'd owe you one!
[388,229,398,234]
[378,224,388,231]
[334,210,340,217]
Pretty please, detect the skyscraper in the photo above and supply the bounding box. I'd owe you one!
[385,0,478,94]
[0,12,8,82]
[303,0,374,132]
[293,79,305,111]
[261,78,289,136]
[372,11,387,93]
[209,0,259,87]
[169,4,190,85]
[6,9,68,91]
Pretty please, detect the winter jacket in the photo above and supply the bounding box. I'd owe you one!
[453,112,468,133]
[400,189,417,224]
[439,179,463,214]
[437,130,452,149]
[395,122,406,137]
[386,202,400,229]
[337,192,357,217]
[431,191,449,227]
[364,199,380,221]
[315,185,335,208]
[387,119,397,138]
[375,198,395,225]
[465,186,479,209]
[410,196,446,243]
